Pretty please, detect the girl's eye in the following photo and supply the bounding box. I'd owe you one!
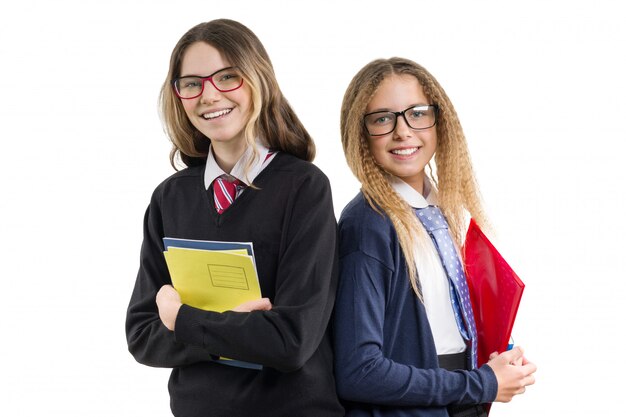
[179,79,202,90]
[219,73,235,81]
[215,71,242,89]
[409,110,425,119]
[374,115,392,124]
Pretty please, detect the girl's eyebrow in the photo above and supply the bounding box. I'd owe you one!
[179,66,234,79]
[366,107,392,113]
[367,103,429,113]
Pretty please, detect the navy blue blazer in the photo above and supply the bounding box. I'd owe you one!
[332,193,497,417]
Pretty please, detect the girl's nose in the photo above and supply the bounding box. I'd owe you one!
[393,115,412,140]
[200,80,221,103]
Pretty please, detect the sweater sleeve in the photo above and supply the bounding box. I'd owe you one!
[125,190,213,368]
[174,170,338,373]
[333,249,497,407]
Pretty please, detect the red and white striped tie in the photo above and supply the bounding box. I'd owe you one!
[213,175,243,214]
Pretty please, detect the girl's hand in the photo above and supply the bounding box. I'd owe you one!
[232,298,273,312]
[489,350,523,366]
[487,347,537,403]
[156,285,183,331]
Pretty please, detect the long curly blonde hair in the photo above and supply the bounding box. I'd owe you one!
[340,57,488,298]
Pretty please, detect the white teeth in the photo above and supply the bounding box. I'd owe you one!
[391,148,418,156]
[202,109,232,119]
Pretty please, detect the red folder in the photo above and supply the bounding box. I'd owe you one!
[463,219,524,367]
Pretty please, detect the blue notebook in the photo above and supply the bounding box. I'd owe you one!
[163,237,254,258]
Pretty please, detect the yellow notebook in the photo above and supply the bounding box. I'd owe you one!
[164,247,261,312]
[162,238,263,370]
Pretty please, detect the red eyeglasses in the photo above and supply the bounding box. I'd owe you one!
[172,66,244,99]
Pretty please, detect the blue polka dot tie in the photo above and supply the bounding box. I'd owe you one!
[415,206,478,369]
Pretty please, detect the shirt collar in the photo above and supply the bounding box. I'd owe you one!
[204,141,272,189]
[389,176,438,208]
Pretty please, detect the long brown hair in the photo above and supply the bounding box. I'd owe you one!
[160,19,315,169]
[340,57,488,298]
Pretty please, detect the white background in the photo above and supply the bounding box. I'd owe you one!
[1,0,624,415]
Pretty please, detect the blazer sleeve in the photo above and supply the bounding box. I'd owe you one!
[125,190,213,368]
[173,169,338,373]
[333,248,497,407]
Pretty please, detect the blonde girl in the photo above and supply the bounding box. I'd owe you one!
[333,57,536,417]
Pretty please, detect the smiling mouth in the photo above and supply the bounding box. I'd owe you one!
[391,147,419,156]
[202,108,233,120]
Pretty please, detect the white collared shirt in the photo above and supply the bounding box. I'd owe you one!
[204,141,276,190]
[390,176,466,355]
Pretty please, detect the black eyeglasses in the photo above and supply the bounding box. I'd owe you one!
[172,66,244,99]
[364,105,438,136]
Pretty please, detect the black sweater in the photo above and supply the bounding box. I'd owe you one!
[126,153,344,417]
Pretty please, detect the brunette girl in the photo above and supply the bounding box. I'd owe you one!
[126,19,343,417]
